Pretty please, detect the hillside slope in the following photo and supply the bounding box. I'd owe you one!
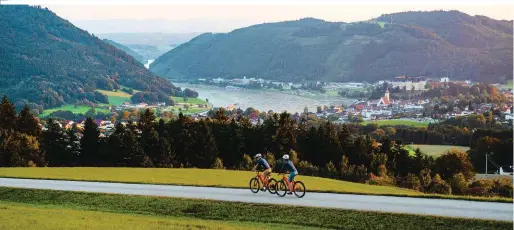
[150,11,513,83]
[0,6,180,111]
[103,39,145,64]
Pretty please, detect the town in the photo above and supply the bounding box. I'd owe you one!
[40,75,513,137]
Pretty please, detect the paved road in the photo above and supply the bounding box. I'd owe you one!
[0,178,512,221]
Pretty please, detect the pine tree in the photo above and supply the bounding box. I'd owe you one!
[139,108,156,130]
[80,117,100,166]
[121,127,144,167]
[223,119,245,168]
[157,137,175,167]
[191,120,218,168]
[105,123,125,166]
[42,119,71,166]
[0,95,17,132]
[17,104,41,136]
[65,128,80,164]
[141,127,159,167]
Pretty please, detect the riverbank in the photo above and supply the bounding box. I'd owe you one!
[173,83,357,113]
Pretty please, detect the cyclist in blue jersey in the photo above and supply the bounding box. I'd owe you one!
[281,154,298,195]
[252,153,272,191]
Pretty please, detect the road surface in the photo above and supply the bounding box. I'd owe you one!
[0,178,512,221]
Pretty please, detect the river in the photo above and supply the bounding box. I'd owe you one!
[174,83,356,113]
[144,59,154,69]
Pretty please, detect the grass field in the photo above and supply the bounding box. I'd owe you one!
[0,167,510,203]
[405,144,470,157]
[39,105,110,117]
[363,119,429,127]
[0,202,303,230]
[96,89,132,98]
[172,96,207,105]
[0,188,510,230]
[96,89,132,105]
[325,90,340,96]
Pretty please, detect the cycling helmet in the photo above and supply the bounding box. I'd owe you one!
[282,154,289,160]
[255,153,262,159]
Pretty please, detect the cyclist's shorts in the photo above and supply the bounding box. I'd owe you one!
[288,171,298,182]
[263,168,271,177]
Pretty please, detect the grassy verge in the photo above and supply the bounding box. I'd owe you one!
[405,144,470,157]
[0,167,511,203]
[362,119,429,127]
[0,188,510,230]
[0,202,311,230]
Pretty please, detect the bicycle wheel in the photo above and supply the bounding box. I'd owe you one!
[249,177,260,193]
[276,180,288,197]
[267,178,277,194]
[293,181,306,198]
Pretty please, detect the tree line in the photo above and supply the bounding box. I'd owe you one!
[0,96,511,198]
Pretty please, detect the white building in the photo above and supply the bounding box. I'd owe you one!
[387,76,427,91]
[212,77,225,84]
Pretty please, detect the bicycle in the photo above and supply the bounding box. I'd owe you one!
[249,171,277,194]
[275,172,306,198]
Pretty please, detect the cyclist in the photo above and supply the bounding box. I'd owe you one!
[281,154,298,195]
[252,153,272,191]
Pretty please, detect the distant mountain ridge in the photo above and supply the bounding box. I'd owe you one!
[150,11,513,84]
[0,5,180,112]
[99,32,200,60]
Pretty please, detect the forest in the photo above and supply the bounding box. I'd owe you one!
[0,95,511,198]
[0,6,183,112]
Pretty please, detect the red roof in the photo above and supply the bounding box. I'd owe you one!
[380,97,390,105]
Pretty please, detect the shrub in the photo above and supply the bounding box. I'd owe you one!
[427,174,452,195]
[265,152,276,169]
[377,164,387,177]
[469,179,494,191]
[27,160,37,167]
[419,168,432,192]
[240,154,253,170]
[354,165,369,182]
[466,186,490,197]
[212,157,224,169]
[448,173,468,195]
[399,174,422,191]
[435,149,475,181]
[368,173,395,186]
[297,161,319,176]
[491,178,513,198]
[342,163,369,183]
[141,156,154,168]
[323,161,338,179]
[289,149,299,165]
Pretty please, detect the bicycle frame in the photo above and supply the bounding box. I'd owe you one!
[279,173,295,191]
[256,171,270,185]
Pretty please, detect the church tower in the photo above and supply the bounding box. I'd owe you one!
[385,88,390,101]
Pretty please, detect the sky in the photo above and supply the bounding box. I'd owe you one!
[5,0,514,34]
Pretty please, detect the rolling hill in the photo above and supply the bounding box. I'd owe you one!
[150,11,513,84]
[102,39,145,64]
[0,5,181,113]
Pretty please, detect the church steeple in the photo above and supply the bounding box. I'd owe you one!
[385,88,390,101]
